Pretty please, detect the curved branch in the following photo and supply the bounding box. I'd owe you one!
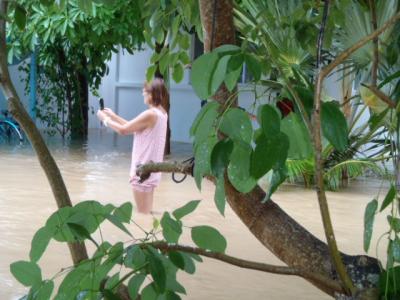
[0,1,88,265]
[313,0,355,294]
[149,241,344,294]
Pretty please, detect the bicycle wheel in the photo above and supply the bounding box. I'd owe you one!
[0,120,24,144]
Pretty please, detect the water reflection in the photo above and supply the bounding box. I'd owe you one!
[0,130,387,300]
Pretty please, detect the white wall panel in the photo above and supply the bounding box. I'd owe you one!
[118,50,151,83]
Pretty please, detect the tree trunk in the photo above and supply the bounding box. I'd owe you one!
[71,56,89,139]
[0,0,88,265]
[198,0,380,298]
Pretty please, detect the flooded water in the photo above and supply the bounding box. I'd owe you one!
[0,130,389,300]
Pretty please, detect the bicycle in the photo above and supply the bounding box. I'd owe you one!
[0,109,24,143]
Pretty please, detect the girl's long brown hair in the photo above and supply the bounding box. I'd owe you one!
[144,78,169,110]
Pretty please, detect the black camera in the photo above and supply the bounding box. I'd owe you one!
[99,98,104,110]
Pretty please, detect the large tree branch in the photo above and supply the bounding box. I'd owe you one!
[0,1,88,265]
[136,160,193,183]
[149,241,344,294]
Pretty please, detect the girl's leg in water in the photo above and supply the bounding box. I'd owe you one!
[133,189,154,214]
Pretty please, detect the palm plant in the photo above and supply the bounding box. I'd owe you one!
[234,0,391,190]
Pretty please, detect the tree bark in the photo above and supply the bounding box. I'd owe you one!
[198,0,380,298]
[0,1,88,265]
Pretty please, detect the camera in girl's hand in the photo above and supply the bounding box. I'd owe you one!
[99,98,104,110]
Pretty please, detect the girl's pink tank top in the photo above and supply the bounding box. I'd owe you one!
[130,107,168,184]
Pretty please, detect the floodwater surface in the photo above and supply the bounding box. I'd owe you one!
[0,131,389,300]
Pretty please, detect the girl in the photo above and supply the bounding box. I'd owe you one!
[97,78,168,214]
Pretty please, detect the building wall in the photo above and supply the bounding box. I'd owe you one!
[0,63,30,113]
[89,47,267,143]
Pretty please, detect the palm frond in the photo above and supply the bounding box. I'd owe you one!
[286,158,314,184]
[324,159,383,190]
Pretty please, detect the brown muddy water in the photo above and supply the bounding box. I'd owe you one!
[0,130,389,300]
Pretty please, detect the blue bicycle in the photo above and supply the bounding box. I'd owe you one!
[0,110,24,143]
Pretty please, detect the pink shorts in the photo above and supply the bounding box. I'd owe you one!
[129,176,156,193]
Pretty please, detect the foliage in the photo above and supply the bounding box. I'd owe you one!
[7,0,144,137]
[140,0,202,82]
[5,0,400,298]
[10,200,229,299]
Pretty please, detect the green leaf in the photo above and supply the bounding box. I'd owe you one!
[321,101,349,152]
[40,0,55,6]
[190,101,219,138]
[106,242,124,264]
[264,166,288,202]
[165,291,182,300]
[392,238,400,262]
[257,104,281,137]
[35,280,54,300]
[141,283,158,300]
[210,55,230,95]
[45,207,75,242]
[220,108,253,144]
[387,216,400,233]
[178,51,190,65]
[124,245,146,270]
[281,113,313,159]
[193,136,218,189]
[214,177,226,216]
[178,35,190,50]
[106,214,132,237]
[251,133,289,179]
[14,5,27,30]
[168,251,185,270]
[146,65,157,82]
[67,222,96,245]
[191,226,227,253]
[161,213,182,243]
[172,200,201,220]
[380,185,396,212]
[146,250,166,293]
[244,53,261,81]
[172,63,184,83]
[113,202,133,223]
[193,103,219,143]
[227,142,257,193]
[214,44,241,56]
[210,139,234,178]
[363,199,378,252]
[10,261,42,287]
[179,252,196,274]
[128,274,146,300]
[77,0,92,14]
[191,52,219,99]
[224,55,243,91]
[30,226,52,263]
[379,266,400,297]
[105,273,120,290]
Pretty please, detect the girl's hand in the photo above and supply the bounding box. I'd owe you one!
[97,110,106,121]
[103,108,116,118]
